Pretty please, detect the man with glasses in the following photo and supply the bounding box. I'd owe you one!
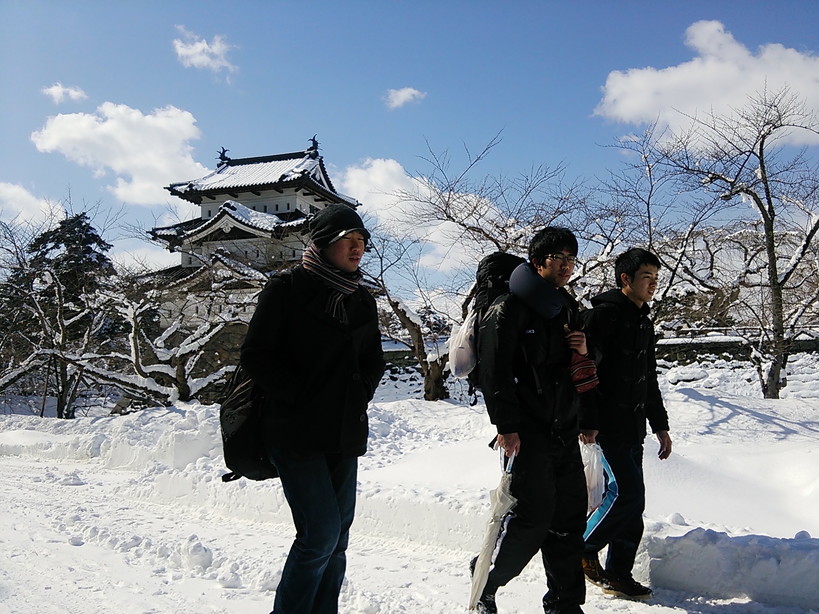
[474,227,591,614]
[579,247,671,600]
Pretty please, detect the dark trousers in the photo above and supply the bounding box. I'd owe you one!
[268,447,358,614]
[583,442,645,579]
[483,438,587,610]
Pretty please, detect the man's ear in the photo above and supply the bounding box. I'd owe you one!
[619,272,632,288]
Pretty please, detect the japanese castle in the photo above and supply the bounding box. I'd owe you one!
[149,138,361,320]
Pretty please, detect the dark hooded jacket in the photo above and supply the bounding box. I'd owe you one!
[240,266,385,458]
[477,263,589,445]
[581,288,668,444]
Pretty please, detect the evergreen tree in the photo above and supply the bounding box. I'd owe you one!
[26,212,116,302]
[1,213,119,418]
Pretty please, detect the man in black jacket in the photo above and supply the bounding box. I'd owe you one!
[579,247,671,600]
[241,204,385,614]
[475,227,590,614]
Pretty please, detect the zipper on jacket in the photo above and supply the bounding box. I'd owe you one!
[519,308,543,396]
[521,344,543,395]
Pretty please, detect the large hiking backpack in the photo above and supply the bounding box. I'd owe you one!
[449,251,526,391]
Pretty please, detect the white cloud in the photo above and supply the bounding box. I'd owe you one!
[173,26,237,78]
[339,158,486,275]
[0,182,65,227]
[30,102,209,208]
[595,20,819,144]
[340,157,421,231]
[384,87,427,110]
[110,237,181,273]
[42,83,88,104]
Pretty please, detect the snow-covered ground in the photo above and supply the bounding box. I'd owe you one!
[1,354,818,614]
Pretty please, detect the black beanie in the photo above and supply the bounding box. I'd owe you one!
[308,204,371,248]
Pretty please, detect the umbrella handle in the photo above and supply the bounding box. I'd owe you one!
[499,446,516,473]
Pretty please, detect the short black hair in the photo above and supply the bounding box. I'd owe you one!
[614,247,661,288]
[528,227,578,264]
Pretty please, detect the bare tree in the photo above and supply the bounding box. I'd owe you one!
[391,137,598,304]
[393,135,578,259]
[652,88,819,397]
[363,229,452,401]
[0,221,45,394]
[54,269,257,406]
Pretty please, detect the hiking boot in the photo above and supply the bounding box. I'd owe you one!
[475,593,498,614]
[601,575,653,600]
[581,556,608,587]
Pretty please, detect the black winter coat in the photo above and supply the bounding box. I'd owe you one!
[477,288,587,445]
[581,289,669,445]
[240,266,385,458]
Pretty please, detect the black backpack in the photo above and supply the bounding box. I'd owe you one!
[220,364,278,482]
[462,251,527,392]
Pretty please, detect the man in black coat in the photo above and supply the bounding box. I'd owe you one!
[475,227,591,614]
[579,247,671,600]
[241,204,385,614]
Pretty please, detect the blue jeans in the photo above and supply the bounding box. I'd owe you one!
[268,447,358,614]
[584,443,645,579]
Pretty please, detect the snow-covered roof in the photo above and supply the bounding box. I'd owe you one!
[219,200,303,232]
[161,249,270,292]
[150,217,203,238]
[150,200,306,246]
[166,149,357,206]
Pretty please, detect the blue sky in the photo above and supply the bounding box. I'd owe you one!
[2,0,818,270]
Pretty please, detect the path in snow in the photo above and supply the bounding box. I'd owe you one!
[4,453,813,614]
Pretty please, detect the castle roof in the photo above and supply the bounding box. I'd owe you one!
[165,148,357,206]
[149,200,305,248]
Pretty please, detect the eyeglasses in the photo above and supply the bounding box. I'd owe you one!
[544,253,579,265]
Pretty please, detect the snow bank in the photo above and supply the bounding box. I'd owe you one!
[649,527,819,609]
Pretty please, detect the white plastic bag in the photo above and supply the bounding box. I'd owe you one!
[448,309,478,379]
[580,442,605,514]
